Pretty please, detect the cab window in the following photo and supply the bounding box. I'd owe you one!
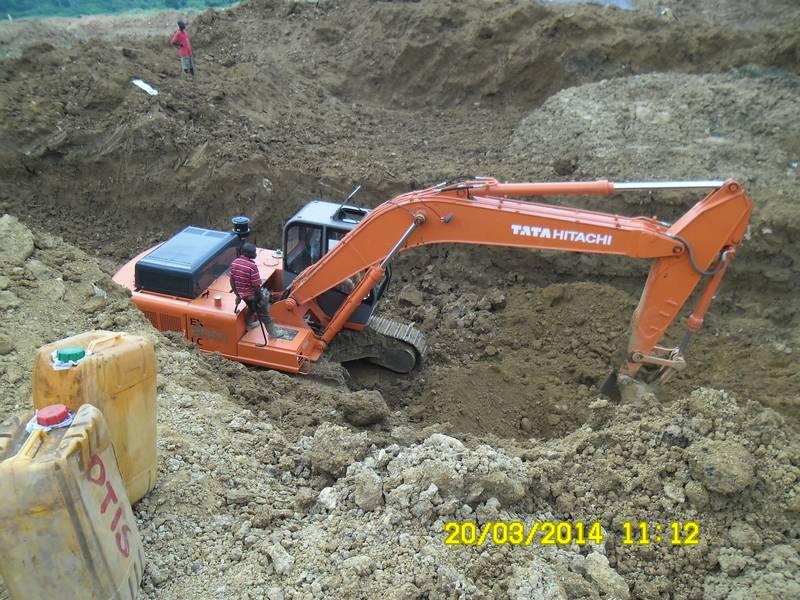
[285,224,323,274]
[326,229,347,253]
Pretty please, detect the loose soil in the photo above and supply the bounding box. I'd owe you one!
[1,1,799,599]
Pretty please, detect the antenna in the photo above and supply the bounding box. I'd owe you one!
[334,185,362,220]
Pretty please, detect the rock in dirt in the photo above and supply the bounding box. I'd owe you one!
[398,284,424,306]
[684,479,710,508]
[307,422,369,477]
[0,291,21,310]
[337,389,390,426]
[520,417,533,433]
[342,554,375,576]
[148,563,169,587]
[727,521,763,550]
[294,487,316,510]
[437,564,479,597]
[226,489,256,505]
[353,465,383,511]
[689,440,755,494]
[507,559,566,600]
[0,333,14,355]
[663,481,686,503]
[266,543,294,576]
[266,587,284,600]
[718,548,748,575]
[584,552,630,600]
[484,288,507,311]
[317,486,338,511]
[382,434,531,508]
[0,215,34,266]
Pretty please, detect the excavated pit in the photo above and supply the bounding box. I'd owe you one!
[1,1,800,598]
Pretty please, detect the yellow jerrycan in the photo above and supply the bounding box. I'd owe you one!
[0,403,145,600]
[32,331,157,503]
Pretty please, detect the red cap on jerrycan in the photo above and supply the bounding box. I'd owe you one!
[37,404,70,426]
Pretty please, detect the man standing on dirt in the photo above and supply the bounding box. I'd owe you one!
[171,20,194,76]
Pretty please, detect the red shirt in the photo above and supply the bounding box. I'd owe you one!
[171,30,193,58]
[230,256,261,299]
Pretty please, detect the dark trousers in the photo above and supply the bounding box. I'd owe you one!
[244,289,272,324]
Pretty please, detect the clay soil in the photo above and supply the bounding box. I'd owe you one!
[1,1,799,599]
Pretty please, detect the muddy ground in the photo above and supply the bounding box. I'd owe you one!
[1,0,799,598]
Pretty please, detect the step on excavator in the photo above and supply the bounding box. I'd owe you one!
[113,177,752,390]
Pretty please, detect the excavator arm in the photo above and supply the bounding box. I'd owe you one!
[270,178,752,383]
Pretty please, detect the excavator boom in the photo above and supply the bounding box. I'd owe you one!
[274,178,752,381]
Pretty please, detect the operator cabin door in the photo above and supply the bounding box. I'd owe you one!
[282,222,388,325]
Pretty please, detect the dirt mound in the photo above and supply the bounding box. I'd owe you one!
[510,71,800,288]
[513,387,800,598]
[636,0,800,28]
[1,0,799,263]
[312,0,800,110]
[512,71,800,185]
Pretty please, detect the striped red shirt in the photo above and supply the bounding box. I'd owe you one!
[230,255,261,299]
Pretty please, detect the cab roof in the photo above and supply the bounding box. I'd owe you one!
[287,200,369,230]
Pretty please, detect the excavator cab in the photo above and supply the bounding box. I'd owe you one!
[282,201,391,325]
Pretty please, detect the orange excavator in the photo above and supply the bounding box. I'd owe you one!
[113,177,752,389]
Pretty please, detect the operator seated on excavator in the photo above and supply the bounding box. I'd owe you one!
[230,242,278,336]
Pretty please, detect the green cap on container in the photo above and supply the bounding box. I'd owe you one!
[57,346,86,362]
